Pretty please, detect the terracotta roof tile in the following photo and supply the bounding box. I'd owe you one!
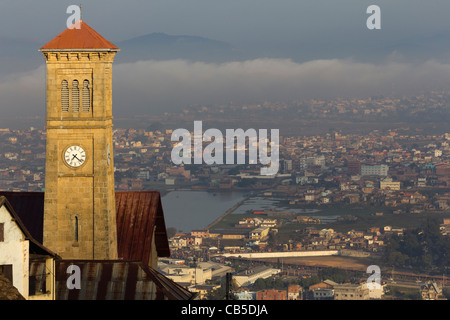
[40,20,119,51]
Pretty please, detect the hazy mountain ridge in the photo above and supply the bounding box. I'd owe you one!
[115,32,243,63]
[2,29,450,75]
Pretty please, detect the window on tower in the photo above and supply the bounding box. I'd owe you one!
[72,80,79,112]
[0,223,4,242]
[82,80,90,112]
[74,216,79,242]
[61,80,69,112]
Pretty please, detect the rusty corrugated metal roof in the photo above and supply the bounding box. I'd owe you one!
[2,191,194,300]
[53,260,196,300]
[116,191,170,262]
[0,191,170,261]
[40,20,119,51]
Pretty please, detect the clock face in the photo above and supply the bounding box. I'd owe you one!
[64,145,86,168]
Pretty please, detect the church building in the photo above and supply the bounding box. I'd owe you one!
[0,19,195,300]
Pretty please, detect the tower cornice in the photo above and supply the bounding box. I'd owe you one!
[41,51,117,63]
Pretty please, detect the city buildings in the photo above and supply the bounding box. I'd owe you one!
[1,61,450,300]
[0,19,195,301]
[233,266,281,287]
[333,283,370,300]
[361,164,389,177]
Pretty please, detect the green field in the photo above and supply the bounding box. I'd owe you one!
[210,201,450,237]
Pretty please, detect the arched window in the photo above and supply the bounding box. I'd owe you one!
[61,80,69,113]
[74,216,79,242]
[82,80,90,112]
[72,80,79,112]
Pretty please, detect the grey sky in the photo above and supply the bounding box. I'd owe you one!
[1,1,450,54]
[1,1,450,124]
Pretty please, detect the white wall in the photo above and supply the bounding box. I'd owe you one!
[0,205,29,298]
[233,268,281,287]
[164,265,212,285]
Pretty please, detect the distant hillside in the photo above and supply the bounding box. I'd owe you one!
[115,32,243,63]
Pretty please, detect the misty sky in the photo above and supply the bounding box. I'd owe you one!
[2,0,450,124]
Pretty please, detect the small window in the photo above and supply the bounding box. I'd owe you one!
[75,216,79,242]
[61,80,69,112]
[0,223,3,241]
[0,265,13,283]
[29,261,47,296]
[72,80,79,112]
[82,80,90,112]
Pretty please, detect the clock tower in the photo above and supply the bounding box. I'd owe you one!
[40,20,119,259]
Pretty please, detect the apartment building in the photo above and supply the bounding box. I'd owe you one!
[361,164,389,177]
[333,283,370,300]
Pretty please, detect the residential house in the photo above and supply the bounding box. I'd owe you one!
[190,230,210,238]
[260,219,277,228]
[312,288,334,300]
[0,196,59,300]
[235,290,256,300]
[256,289,287,300]
[309,279,338,291]
[287,284,303,300]
[233,266,281,287]
[188,284,221,300]
[333,283,370,300]
[250,227,270,240]
[0,191,196,300]
[380,178,401,191]
[420,281,443,300]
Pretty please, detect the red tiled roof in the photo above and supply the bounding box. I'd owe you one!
[40,20,119,51]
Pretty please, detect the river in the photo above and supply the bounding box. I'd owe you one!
[161,190,248,232]
[161,190,339,233]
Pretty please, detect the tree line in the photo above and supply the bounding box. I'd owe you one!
[383,217,450,273]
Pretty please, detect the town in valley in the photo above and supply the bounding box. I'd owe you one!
[2,91,450,300]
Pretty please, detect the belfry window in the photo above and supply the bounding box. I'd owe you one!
[61,80,69,112]
[82,80,90,112]
[72,80,79,112]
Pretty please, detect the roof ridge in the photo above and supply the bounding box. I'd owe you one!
[40,19,119,51]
